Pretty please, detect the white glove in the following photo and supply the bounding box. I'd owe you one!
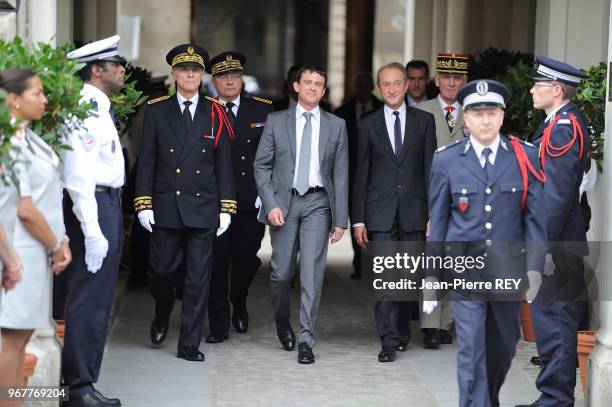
[138,209,155,233]
[217,213,231,236]
[526,270,542,303]
[542,253,555,277]
[84,234,109,273]
[422,300,438,315]
[255,196,262,209]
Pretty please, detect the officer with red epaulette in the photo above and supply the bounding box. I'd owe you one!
[424,79,547,407]
[204,51,273,343]
[515,56,590,407]
[134,43,236,362]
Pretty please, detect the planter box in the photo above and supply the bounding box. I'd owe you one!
[520,302,536,342]
[577,330,596,396]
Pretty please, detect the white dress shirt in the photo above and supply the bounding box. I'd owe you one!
[470,135,501,168]
[406,94,428,107]
[219,95,240,117]
[61,83,125,238]
[293,103,324,188]
[383,103,406,154]
[545,102,569,123]
[437,96,460,123]
[177,92,199,119]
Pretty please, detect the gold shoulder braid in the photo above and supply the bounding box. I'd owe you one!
[147,95,170,105]
[204,95,226,107]
[251,96,273,104]
[134,196,153,211]
[220,199,237,214]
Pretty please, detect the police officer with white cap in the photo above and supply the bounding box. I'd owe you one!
[516,56,590,407]
[61,35,125,407]
[425,79,546,407]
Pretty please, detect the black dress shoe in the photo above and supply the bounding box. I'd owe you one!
[232,306,249,333]
[276,319,296,351]
[65,393,112,407]
[150,320,168,347]
[205,333,229,343]
[298,342,315,364]
[439,329,453,344]
[396,338,410,352]
[422,328,441,349]
[177,346,205,362]
[530,355,542,367]
[514,402,538,407]
[378,346,397,362]
[92,389,121,406]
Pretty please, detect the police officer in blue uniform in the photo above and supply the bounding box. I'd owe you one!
[516,57,590,407]
[204,51,273,342]
[62,35,126,407]
[135,44,236,362]
[425,80,546,407]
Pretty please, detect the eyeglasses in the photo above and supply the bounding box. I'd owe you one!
[533,82,556,88]
[379,80,405,88]
[217,73,242,82]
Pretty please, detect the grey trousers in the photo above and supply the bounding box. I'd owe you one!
[269,191,331,347]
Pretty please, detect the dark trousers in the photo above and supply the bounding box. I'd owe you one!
[369,221,423,348]
[149,226,215,349]
[452,297,521,407]
[208,211,265,335]
[62,190,122,397]
[350,225,362,274]
[531,251,587,407]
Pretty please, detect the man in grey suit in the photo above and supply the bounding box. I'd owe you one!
[416,52,468,348]
[254,64,349,364]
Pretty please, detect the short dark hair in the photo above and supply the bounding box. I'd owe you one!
[76,60,120,82]
[295,64,327,87]
[405,60,430,77]
[0,68,37,96]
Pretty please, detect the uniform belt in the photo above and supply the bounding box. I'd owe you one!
[291,186,324,196]
[95,185,120,194]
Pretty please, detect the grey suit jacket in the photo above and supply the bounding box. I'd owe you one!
[416,98,466,147]
[253,106,349,230]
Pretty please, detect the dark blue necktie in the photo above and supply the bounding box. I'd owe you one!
[183,100,193,132]
[482,147,493,180]
[109,106,116,126]
[393,111,402,159]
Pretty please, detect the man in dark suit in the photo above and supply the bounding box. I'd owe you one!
[334,72,383,280]
[135,43,236,362]
[427,79,546,407]
[516,56,590,407]
[352,62,437,362]
[204,51,273,343]
[254,64,349,364]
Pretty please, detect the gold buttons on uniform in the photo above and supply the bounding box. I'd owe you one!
[176,191,181,196]
[196,193,201,197]
[169,148,174,153]
[246,139,251,143]
[196,170,201,174]
[241,172,246,176]
[461,188,467,195]
[485,239,492,246]
[241,156,246,160]
[512,187,517,193]
[485,187,492,195]
[485,222,492,230]
[485,204,492,212]
[202,149,206,153]
[176,168,181,173]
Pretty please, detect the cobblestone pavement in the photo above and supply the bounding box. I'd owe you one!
[97,234,586,407]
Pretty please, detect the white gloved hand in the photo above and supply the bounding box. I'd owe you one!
[84,234,109,273]
[216,213,231,236]
[422,300,438,315]
[138,209,155,233]
[255,196,262,209]
[525,270,542,303]
[542,253,555,277]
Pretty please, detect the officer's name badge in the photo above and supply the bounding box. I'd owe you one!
[458,196,469,212]
[250,122,265,128]
[203,133,215,140]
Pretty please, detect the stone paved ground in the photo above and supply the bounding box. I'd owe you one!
[97,233,585,407]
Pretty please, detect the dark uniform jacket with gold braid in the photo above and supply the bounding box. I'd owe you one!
[230,95,273,212]
[134,94,236,229]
